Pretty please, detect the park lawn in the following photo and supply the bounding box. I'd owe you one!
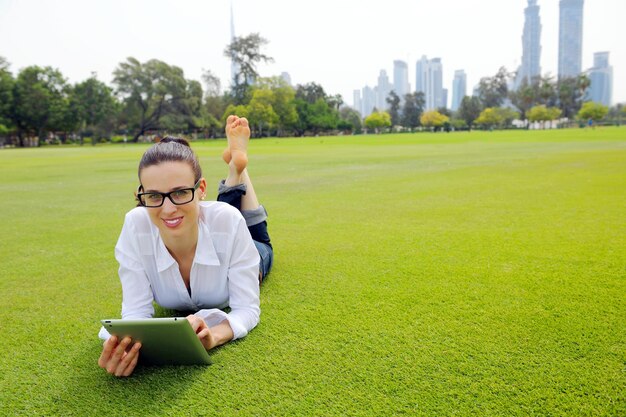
[0,128,624,416]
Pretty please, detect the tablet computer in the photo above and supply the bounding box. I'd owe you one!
[100,317,211,366]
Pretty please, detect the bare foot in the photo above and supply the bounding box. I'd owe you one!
[224,115,250,174]
[222,115,236,164]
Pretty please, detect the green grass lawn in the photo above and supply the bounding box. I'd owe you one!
[1,128,624,416]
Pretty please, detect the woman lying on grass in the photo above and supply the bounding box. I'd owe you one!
[98,115,272,377]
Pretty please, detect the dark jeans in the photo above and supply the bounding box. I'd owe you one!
[217,181,273,282]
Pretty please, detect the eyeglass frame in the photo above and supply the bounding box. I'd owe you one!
[136,179,202,207]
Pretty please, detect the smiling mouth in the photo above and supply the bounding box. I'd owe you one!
[162,217,183,228]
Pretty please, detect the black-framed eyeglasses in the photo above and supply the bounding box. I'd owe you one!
[137,180,201,207]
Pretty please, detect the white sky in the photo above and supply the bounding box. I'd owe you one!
[0,0,623,106]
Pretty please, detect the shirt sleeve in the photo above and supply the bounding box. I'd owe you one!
[98,212,155,340]
[197,216,260,340]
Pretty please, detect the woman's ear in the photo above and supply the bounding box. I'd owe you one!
[199,178,207,200]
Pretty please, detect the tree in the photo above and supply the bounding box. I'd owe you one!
[495,107,521,128]
[527,105,561,129]
[557,74,590,119]
[307,98,340,134]
[577,102,609,124]
[254,77,298,135]
[401,92,425,130]
[420,110,449,130]
[0,57,14,136]
[12,66,70,146]
[71,75,119,141]
[509,79,536,119]
[457,96,483,129]
[474,107,504,129]
[201,69,226,137]
[385,91,401,127]
[245,89,279,137]
[477,67,512,108]
[339,107,363,133]
[224,33,274,105]
[296,82,327,104]
[113,57,189,142]
[364,111,391,133]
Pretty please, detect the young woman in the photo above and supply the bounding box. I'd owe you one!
[98,116,272,377]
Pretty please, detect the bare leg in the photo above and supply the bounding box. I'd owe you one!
[224,116,260,211]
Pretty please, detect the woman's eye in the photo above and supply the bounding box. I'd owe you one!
[172,190,191,199]
[147,193,162,202]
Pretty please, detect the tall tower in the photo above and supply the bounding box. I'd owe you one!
[393,60,410,101]
[230,2,240,87]
[587,52,613,106]
[430,58,444,109]
[416,56,444,111]
[376,70,391,110]
[516,0,542,88]
[451,70,467,111]
[558,0,584,79]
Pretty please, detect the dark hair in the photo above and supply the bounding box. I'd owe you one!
[138,136,202,184]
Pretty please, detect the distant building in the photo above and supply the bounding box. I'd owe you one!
[515,0,542,89]
[280,72,292,86]
[353,90,362,115]
[361,86,376,116]
[558,0,584,79]
[415,56,445,110]
[376,70,392,110]
[230,3,240,87]
[393,60,410,101]
[587,52,613,106]
[451,70,467,111]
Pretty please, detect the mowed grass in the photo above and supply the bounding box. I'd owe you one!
[0,128,624,416]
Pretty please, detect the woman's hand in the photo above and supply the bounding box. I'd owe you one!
[186,314,216,350]
[98,335,141,377]
[186,314,234,351]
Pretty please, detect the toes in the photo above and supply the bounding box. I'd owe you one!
[226,115,238,126]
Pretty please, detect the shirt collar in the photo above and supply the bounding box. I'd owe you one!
[155,219,221,272]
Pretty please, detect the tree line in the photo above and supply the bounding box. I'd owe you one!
[0,34,362,147]
[1,35,623,147]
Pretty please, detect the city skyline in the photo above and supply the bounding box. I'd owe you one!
[0,0,623,108]
[352,0,612,113]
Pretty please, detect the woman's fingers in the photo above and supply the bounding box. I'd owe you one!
[186,314,204,333]
[97,336,118,368]
[106,336,131,374]
[115,342,141,377]
[121,350,140,377]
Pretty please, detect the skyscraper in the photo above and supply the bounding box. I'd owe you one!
[361,86,376,116]
[353,90,362,115]
[415,56,444,110]
[393,60,410,100]
[280,72,292,86]
[515,0,542,89]
[558,0,584,79]
[451,70,467,111]
[376,70,391,110]
[587,52,613,106]
[230,3,238,86]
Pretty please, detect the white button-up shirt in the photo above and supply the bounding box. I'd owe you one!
[99,201,261,341]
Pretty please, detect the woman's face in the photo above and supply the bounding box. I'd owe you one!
[139,161,207,242]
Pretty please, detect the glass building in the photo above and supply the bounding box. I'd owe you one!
[558,0,584,79]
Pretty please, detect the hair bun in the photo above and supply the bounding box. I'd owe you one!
[159,136,191,147]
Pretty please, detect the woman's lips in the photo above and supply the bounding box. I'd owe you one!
[162,217,183,228]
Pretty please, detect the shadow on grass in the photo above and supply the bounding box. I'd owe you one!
[48,331,211,414]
